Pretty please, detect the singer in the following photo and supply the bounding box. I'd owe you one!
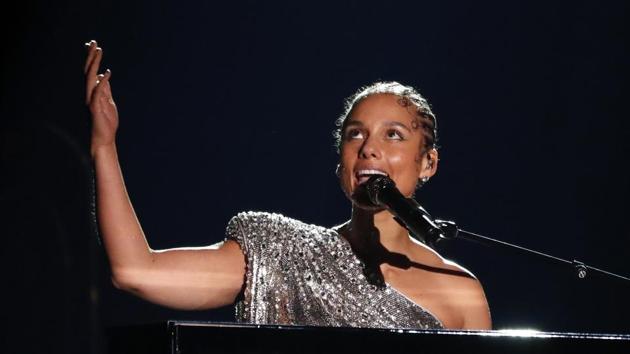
[86,40,491,330]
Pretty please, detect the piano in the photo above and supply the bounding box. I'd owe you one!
[106,320,630,354]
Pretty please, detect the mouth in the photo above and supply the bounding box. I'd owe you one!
[355,169,388,185]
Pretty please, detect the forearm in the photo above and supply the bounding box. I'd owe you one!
[93,143,154,286]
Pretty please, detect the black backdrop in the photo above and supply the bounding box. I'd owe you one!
[1,1,629,353]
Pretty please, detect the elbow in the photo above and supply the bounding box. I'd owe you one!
[111,274,134,292]
[110,268,142,294]
[111,275,125,290]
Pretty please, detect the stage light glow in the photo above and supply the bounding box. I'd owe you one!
[496,328,542,337]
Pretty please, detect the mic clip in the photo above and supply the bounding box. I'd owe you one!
[393,214,458,249]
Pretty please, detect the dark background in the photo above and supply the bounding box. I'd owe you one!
[1,1,629,353]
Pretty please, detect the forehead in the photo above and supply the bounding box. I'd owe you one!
[348,94,418,125]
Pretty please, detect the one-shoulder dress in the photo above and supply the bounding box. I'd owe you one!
[225,211,443,329]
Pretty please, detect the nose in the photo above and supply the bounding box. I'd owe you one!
[359,136,381,159]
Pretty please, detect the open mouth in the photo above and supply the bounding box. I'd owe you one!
[355,169,388,185]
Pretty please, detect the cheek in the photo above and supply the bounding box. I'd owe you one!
[389,149,421,171]
[338,151,355,194]
[414,151,423,163]
[389,150,422,195]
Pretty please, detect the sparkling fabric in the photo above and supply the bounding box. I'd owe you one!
[225,211,443,329]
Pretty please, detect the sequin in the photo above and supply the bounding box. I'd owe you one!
[225,211,443,329]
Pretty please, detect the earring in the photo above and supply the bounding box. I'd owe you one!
[335,164,341,177]
[416,176,430,189]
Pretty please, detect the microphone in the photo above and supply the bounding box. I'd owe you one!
[365,175,452,248]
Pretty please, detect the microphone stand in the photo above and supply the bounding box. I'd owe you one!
[365,174,629,283]
[432,219,630,283]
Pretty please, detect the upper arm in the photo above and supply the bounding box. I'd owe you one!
[438,257,492,330]
[460,279,492,330]
[116,239,246,310]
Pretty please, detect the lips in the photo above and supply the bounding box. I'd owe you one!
[355,169,388,185]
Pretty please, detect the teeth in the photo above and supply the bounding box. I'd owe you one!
[356,169,388,177]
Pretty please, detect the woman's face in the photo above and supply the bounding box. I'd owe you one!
[338,93,438,208]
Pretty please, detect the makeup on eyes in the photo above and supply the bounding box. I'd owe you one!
[343,120,411,141]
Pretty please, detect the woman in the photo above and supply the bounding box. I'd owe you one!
[85,40,491,330]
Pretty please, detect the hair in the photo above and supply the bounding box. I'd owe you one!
[333,81,438,154]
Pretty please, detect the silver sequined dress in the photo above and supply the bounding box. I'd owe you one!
[225,211,443,329]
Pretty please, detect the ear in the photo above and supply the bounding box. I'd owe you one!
[419,148,439,180]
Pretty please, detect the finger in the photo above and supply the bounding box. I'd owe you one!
[93,72,113,102]
[89,73,107,109]
[99,70,113,97]
[86,47,103,78]
[83,40,98,74]
[92,75,116,115]
[85,49,103,104]
[86,71,103,106]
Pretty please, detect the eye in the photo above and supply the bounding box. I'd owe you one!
[345,128,364,140]
[386,129,404,140]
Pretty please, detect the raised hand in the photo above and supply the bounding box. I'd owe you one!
[85,40,119,157]
[84,40,245,312]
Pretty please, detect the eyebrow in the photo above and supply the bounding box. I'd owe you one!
[344,119,412,132]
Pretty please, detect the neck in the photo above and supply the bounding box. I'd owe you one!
[338,205,415,286]
[341,206,413,258]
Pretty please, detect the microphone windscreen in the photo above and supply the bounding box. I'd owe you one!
[365,175,395,206]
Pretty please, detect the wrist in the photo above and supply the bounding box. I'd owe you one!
[91,142,117,160]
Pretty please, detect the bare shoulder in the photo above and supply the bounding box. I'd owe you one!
[408,240,492,329]
[408,239,477,279]
[417,242,485,292]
